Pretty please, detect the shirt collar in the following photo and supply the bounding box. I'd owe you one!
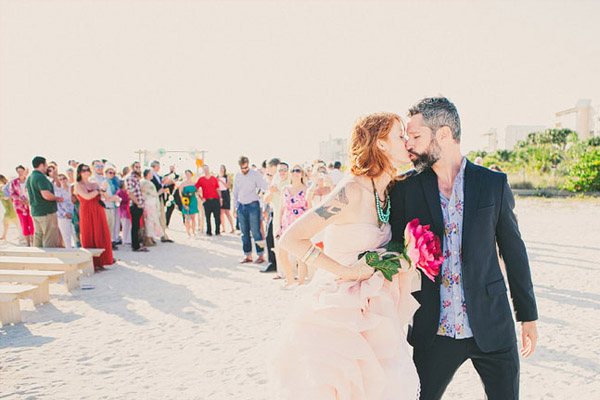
[457,157,467,180]
[440,157,467,201]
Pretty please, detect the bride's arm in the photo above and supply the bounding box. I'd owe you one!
[279,181,370,280]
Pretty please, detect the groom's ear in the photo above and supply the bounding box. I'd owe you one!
[437,126,453,142]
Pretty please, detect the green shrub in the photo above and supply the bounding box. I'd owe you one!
[563,148,600,192]
[588,136,600,147]
[468,129,599,192]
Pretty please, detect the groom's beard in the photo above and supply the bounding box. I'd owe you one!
[410,139,442,173]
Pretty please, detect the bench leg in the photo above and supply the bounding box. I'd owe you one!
[64,270,81,291]
[83,260,94,277]
[31,281,50,306]
[0,298,22,325]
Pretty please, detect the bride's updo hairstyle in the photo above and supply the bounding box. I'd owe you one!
[349,112,403,179]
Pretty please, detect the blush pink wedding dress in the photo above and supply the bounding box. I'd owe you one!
[268,222,421,399]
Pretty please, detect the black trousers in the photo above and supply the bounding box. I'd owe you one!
[266,218,277,267]
[203,198,221,235]
[165,192,183,226]
[165,202,179,226]
[414,336,519,400]
[165,203,174,226]
[130,204,144,250]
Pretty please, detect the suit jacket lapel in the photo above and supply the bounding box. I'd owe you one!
[419,169,444,239]
[461,160,481,258]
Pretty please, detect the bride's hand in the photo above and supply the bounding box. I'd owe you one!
[397,257,411,271]
[337,258,374,282]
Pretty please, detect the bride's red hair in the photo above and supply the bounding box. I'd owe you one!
[349,112,403,178]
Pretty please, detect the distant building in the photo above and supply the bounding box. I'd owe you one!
[319,137,348,164]
[482,128,498,152]
[504,125,546,149]
[555,99,597,139]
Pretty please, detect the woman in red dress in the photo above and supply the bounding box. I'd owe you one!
[74,164,114,270]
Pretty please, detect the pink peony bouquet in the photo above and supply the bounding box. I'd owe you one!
[361,218,444,282]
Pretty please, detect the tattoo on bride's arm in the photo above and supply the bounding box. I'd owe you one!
[315,187,349,220]
[336,186,349,205]
[315,204,342,219]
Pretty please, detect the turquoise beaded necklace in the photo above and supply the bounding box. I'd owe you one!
[371,179,390,227]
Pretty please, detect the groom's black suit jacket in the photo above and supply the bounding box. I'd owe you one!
[390,160,538,353]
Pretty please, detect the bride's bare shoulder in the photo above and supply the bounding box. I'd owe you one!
[312,177,363,221]
[334,176,365,204]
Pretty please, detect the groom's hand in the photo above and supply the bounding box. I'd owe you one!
[520,321,538,358]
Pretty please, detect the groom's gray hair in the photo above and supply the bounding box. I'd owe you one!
[408,97,461,142]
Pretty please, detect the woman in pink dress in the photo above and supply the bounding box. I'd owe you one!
[9,165,34,246]
[116,181,132,245]
[269,113,421,399]
[279,165,309,232]
[278,165,309,286]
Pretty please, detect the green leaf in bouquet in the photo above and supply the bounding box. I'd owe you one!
[364,252,380,265]
[380,268,395,282]
[371,263,397,282]
[382,259,399,272]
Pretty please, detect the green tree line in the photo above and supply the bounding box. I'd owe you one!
[467,129,600,192]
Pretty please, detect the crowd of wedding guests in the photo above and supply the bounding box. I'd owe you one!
[0,157,215,268]
[0,154,344,281]
[231,155,344,288]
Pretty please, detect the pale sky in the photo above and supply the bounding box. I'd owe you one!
[1,0,599,174]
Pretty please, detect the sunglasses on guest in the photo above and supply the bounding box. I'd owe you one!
[81,168,91,173]
[106,171,115,175]
[291,169,302,173]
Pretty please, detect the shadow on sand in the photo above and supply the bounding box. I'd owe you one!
[0,324,55,349]
[66,238,253,327]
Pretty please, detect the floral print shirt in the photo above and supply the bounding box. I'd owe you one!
[9,178,30,216]
[437,157,473,339]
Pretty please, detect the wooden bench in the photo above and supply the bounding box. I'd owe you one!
[0,284,38,325]
[0,248,105,277]
[0,247,104,257]
[0,270,65,304]
[0,257,86,290]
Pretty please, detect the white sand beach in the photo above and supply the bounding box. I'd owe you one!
[1,197,599,400]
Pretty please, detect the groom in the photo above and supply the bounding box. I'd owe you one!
[390,97,538,400]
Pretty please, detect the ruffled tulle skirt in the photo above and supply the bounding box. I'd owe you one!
[268,270,421,400]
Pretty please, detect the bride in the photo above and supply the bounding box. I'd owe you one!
[268,112,421,399]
